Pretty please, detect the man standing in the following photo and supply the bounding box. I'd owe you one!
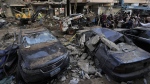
[38,12,43,25]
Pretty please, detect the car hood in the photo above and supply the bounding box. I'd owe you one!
[110,43,150,64]
[92,28,123,42]
[19,41,67,69]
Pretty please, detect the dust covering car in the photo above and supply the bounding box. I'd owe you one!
[76,28,150,82]
[17,28,69,83]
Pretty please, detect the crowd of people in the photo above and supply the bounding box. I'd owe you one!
[93,12,149,29]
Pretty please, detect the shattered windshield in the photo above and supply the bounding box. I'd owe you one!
[22,31,57,45]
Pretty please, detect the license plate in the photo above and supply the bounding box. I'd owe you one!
[50,68,60,77]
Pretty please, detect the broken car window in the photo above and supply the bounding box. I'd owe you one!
[22,31,57,46]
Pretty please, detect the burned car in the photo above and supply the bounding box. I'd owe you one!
[17,28,69,83]
[77,28,150,82]
[115,28,150,53]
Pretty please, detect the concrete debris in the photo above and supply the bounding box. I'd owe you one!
[85,73,90,79]
[99,34,120,51]
[70,50,82,55]
[66,45,76,50]
[80,53,88,60]
[105,74,111,82]
[89,61,94,65]
[69,78,79,84]
[53,16,60,20]
[90,35,100,45]
[60,76,66,82]
[88,65,96,74]
[72,73,79,78]
[71,70,78,73]
[70,56,77,63]
[66,45,82,55]
[75,55,79,59]
[78,60,96,74]
[0,19,6,23]
[78,60,89,73]
[95,72,103,78]
[87,56,92,60]
[85,40,95,51]
[79,34,85,47]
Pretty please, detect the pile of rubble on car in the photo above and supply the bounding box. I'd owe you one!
[0,14,150,84]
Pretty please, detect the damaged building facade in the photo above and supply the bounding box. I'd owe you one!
[70,0,148,15]
[0,0,149,17]
[1,0,67,17]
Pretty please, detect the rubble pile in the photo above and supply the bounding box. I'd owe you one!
[52,36,104,84]
[0,7,150,83]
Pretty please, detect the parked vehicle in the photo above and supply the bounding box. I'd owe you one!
[115,28,150,53]
[0,32,18,79]
[17,28,69,83]
[76,28,150,82]
[0,44,18,79]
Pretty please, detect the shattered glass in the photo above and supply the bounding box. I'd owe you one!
[23,31,57,45]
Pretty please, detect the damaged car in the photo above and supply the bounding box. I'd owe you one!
[76,28,150,82]
[115,28,150,53]
[17,28,69,83]
[0,32,18,79]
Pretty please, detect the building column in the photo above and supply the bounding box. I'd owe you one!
[70,4,71,15]
[65,5,67,16]
[67,0,70,16]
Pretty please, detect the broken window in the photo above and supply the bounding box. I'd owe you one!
[22,31,57,46]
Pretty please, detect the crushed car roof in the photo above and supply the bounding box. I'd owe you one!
[92,28,123,42]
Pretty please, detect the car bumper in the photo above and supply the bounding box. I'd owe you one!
[105,66,150,82]
[20,56,70,83]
